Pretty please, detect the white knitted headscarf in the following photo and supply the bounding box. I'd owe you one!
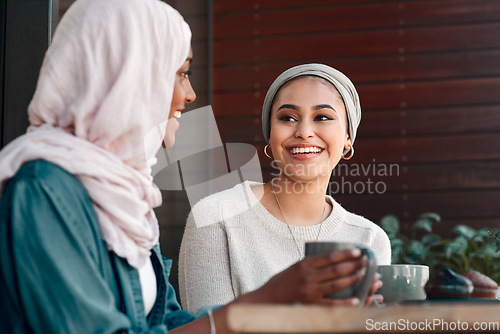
[0,0,191,268]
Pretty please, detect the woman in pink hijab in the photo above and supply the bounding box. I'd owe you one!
[0,0,380,332]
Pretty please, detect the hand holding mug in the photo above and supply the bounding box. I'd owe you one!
[249,247,369,306]
[305,242,379,306]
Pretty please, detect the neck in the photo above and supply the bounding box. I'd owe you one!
[267,175,330,226]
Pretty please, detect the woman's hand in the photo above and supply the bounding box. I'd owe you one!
[238,248,368,306]
[363,274,383,306]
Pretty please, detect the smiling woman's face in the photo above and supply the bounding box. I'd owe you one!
[164,48,196,148]
[269,76,351,183]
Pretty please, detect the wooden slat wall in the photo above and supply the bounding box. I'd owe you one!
[212,0,500,234]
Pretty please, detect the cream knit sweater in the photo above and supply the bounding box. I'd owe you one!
[178,181,391,313]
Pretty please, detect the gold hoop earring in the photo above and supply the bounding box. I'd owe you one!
[342,145,354,160]
[264,144,273,159]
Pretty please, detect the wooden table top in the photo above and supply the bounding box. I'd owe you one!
[227,302,500,333]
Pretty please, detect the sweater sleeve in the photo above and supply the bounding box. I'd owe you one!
[372,225,392,265]
[0,161,170,333]
[178,209,235,314]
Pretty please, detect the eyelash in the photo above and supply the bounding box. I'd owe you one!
[278,115,297,122]
[180,70,192,78]
[278,114,333,122]
[315,114,333,121]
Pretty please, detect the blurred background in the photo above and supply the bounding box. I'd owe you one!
[1,0,499,290]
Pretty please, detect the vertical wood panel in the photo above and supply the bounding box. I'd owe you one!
[2,0,53,147]
[0,0,5,148]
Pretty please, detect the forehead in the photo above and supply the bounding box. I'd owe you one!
[273,76,344,106]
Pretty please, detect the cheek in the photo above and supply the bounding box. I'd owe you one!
[169,80,183,116]
[269,127,289,157]
[269,121,291,143]
[326,131,346,159]
[164,119,180,147]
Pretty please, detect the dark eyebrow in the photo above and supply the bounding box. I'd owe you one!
[277,104,299,111]
[314,104,337,112]
[186,57,193,64]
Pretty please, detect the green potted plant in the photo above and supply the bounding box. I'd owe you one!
[380,213,500,283]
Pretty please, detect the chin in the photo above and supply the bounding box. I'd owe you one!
[164,135,175,148]
[280,160,332,178]
[286,174,325,184]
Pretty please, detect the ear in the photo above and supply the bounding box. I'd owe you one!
[344,135,352,150]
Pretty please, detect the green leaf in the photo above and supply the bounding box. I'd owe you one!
[403,256,419,264]
[380,215,399,238]
[473,228,492,243]
[411,219,433,233]
[391,244,403,263]
[483,243,500,257]
[418,212,441,223]
[453,225,476,240]
[445,242,465,258]
[492,250,500,259]
[391,239,403,247]
[454,236,469,249]
[422,234,441,245]
[407,240,425,260]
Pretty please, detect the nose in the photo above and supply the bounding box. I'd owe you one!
[295,119,314,140]
[185,79,196,104]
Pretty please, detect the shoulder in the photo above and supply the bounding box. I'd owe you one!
[5,160,92,211]
[344,211,387,236]
[335,204,391,264]
[7,159,85,194]
[329,198,390,245]
[188,181,259,228]
[0,160,106,275]
[345,211,390,247]
[1,159,98,236]
[192,181,250,207]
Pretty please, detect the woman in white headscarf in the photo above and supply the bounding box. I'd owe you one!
[179,64,391,314]
[0,1,380,333]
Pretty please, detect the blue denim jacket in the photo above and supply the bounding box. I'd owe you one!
[0,160,205,333]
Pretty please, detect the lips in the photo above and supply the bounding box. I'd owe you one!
[173,111,182,119]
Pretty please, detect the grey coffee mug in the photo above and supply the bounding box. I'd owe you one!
[305,242,377,306]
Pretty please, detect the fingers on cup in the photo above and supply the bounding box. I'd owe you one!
[310,248,363,269]
[318,268,365,297]
[316,257,366,283]
[374,294,384,304]
[368,277,383,295]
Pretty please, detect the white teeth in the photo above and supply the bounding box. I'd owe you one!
[173,111,182,119]
[290,147,322,154]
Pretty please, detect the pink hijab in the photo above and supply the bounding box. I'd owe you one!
[0,0,191,268]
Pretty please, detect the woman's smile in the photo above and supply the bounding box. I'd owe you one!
[286,144,324,160]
